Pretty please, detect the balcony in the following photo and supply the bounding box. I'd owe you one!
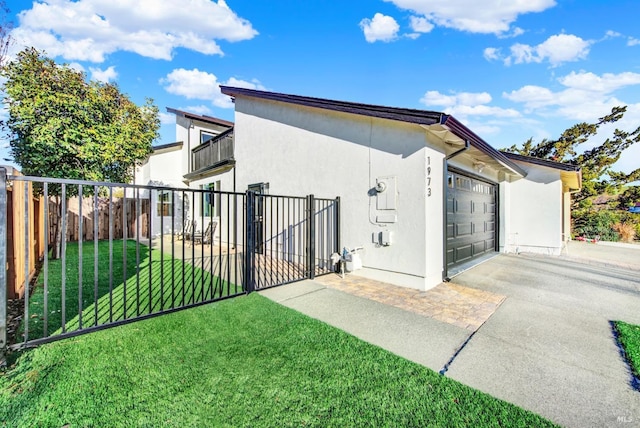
[186,128,235,180]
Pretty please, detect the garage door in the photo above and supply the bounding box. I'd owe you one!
[446,168,497,269]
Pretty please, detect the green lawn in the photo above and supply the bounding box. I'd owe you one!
[20,240,241,342]
[2,294,557,427]
[614,321,640,380]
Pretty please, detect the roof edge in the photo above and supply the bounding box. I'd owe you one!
[152,141,183,152]
[501,152,581,172]
[220,86,527,178]
[442,116,527,178]
[166,107,234,128]
[220,86,443,126]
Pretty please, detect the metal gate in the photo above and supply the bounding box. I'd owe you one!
[0,169,339,351]
[245,193,340,291]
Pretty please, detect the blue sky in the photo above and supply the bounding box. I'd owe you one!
[3,0,640,174]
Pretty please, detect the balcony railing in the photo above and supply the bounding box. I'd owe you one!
[191,128,234,173]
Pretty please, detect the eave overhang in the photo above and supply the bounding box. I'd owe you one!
[183,159,235,183]
[503,152,582,191]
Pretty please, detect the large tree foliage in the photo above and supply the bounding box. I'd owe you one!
[1,47,160,257]
[1,47,159,183]
[503,106,640,207]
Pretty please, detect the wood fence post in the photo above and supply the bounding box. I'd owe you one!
[0,168,8,358]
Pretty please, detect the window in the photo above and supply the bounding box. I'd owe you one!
[201,131,217,145]
[200,181,221,218]
[157,191,173,217]
[456,176,471,191]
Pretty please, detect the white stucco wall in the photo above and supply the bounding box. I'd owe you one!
[232,97,443,290]
[502,163,564,255]
[134,146,188,236]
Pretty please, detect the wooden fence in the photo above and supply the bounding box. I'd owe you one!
[6,178,45,299]
[7,189,150,299]
[49,196,150,243]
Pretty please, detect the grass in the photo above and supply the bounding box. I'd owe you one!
[1,294,557,427]
[614,321,640,379]
[20,240,241,342]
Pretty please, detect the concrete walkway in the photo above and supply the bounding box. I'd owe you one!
[260,250,640,428]
[561,239,640,272]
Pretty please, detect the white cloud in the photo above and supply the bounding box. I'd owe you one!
[483,47,501,61]
[504,70,640,121]
[498,26,525,39]
[421,90,520,118]
[182,105,213,116]
[159,112,175,125]
[409,16,434,33]
[421,91,457,107]
[628,37,640,46]
[559,71,640,92]
[495,33,592,66]
[605,30,622,39]
[68,62,85,73]
[160,68,265,108]
[535,34,591,65]
[385,0,556,34]
[360,13,399,43]
[89,65,117,82]
[224,77,267,91]
[10,0,257,63]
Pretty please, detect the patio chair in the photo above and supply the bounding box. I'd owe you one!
[177,219,196,241]
[192,220,218,245]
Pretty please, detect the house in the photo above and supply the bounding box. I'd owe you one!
[139,88,582,291]
[134,108,234,236]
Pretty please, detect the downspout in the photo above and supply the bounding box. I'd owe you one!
[187,119,193,174]
[442,139,470,282]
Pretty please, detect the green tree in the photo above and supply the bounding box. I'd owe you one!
[503,106,640,208]
[2,47,158,182]
[1,47,160,256]
[617,185,640,209]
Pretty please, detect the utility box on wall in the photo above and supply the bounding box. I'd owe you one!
[375,176,398,224]
[375,176,397,210]
[373,230,393,246]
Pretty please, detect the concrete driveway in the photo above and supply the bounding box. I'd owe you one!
[448,253,640,427]
[261,246,640,427]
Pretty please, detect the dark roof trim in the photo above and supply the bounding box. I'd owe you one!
[166,107,234,128]
[502,152,581,172]
[441,116,527,177]
[220,86,526,177]
[220,86,443,126]
[152,141,183,152]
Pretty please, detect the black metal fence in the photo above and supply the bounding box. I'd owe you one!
[0,169,339,351]
[246,194,339,290]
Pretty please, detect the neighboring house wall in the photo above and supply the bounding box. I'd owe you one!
[134,144,187,236]
[135,109,234,238]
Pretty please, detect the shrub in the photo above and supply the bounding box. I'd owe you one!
[613,223,636,243]
[573,209,622,241]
